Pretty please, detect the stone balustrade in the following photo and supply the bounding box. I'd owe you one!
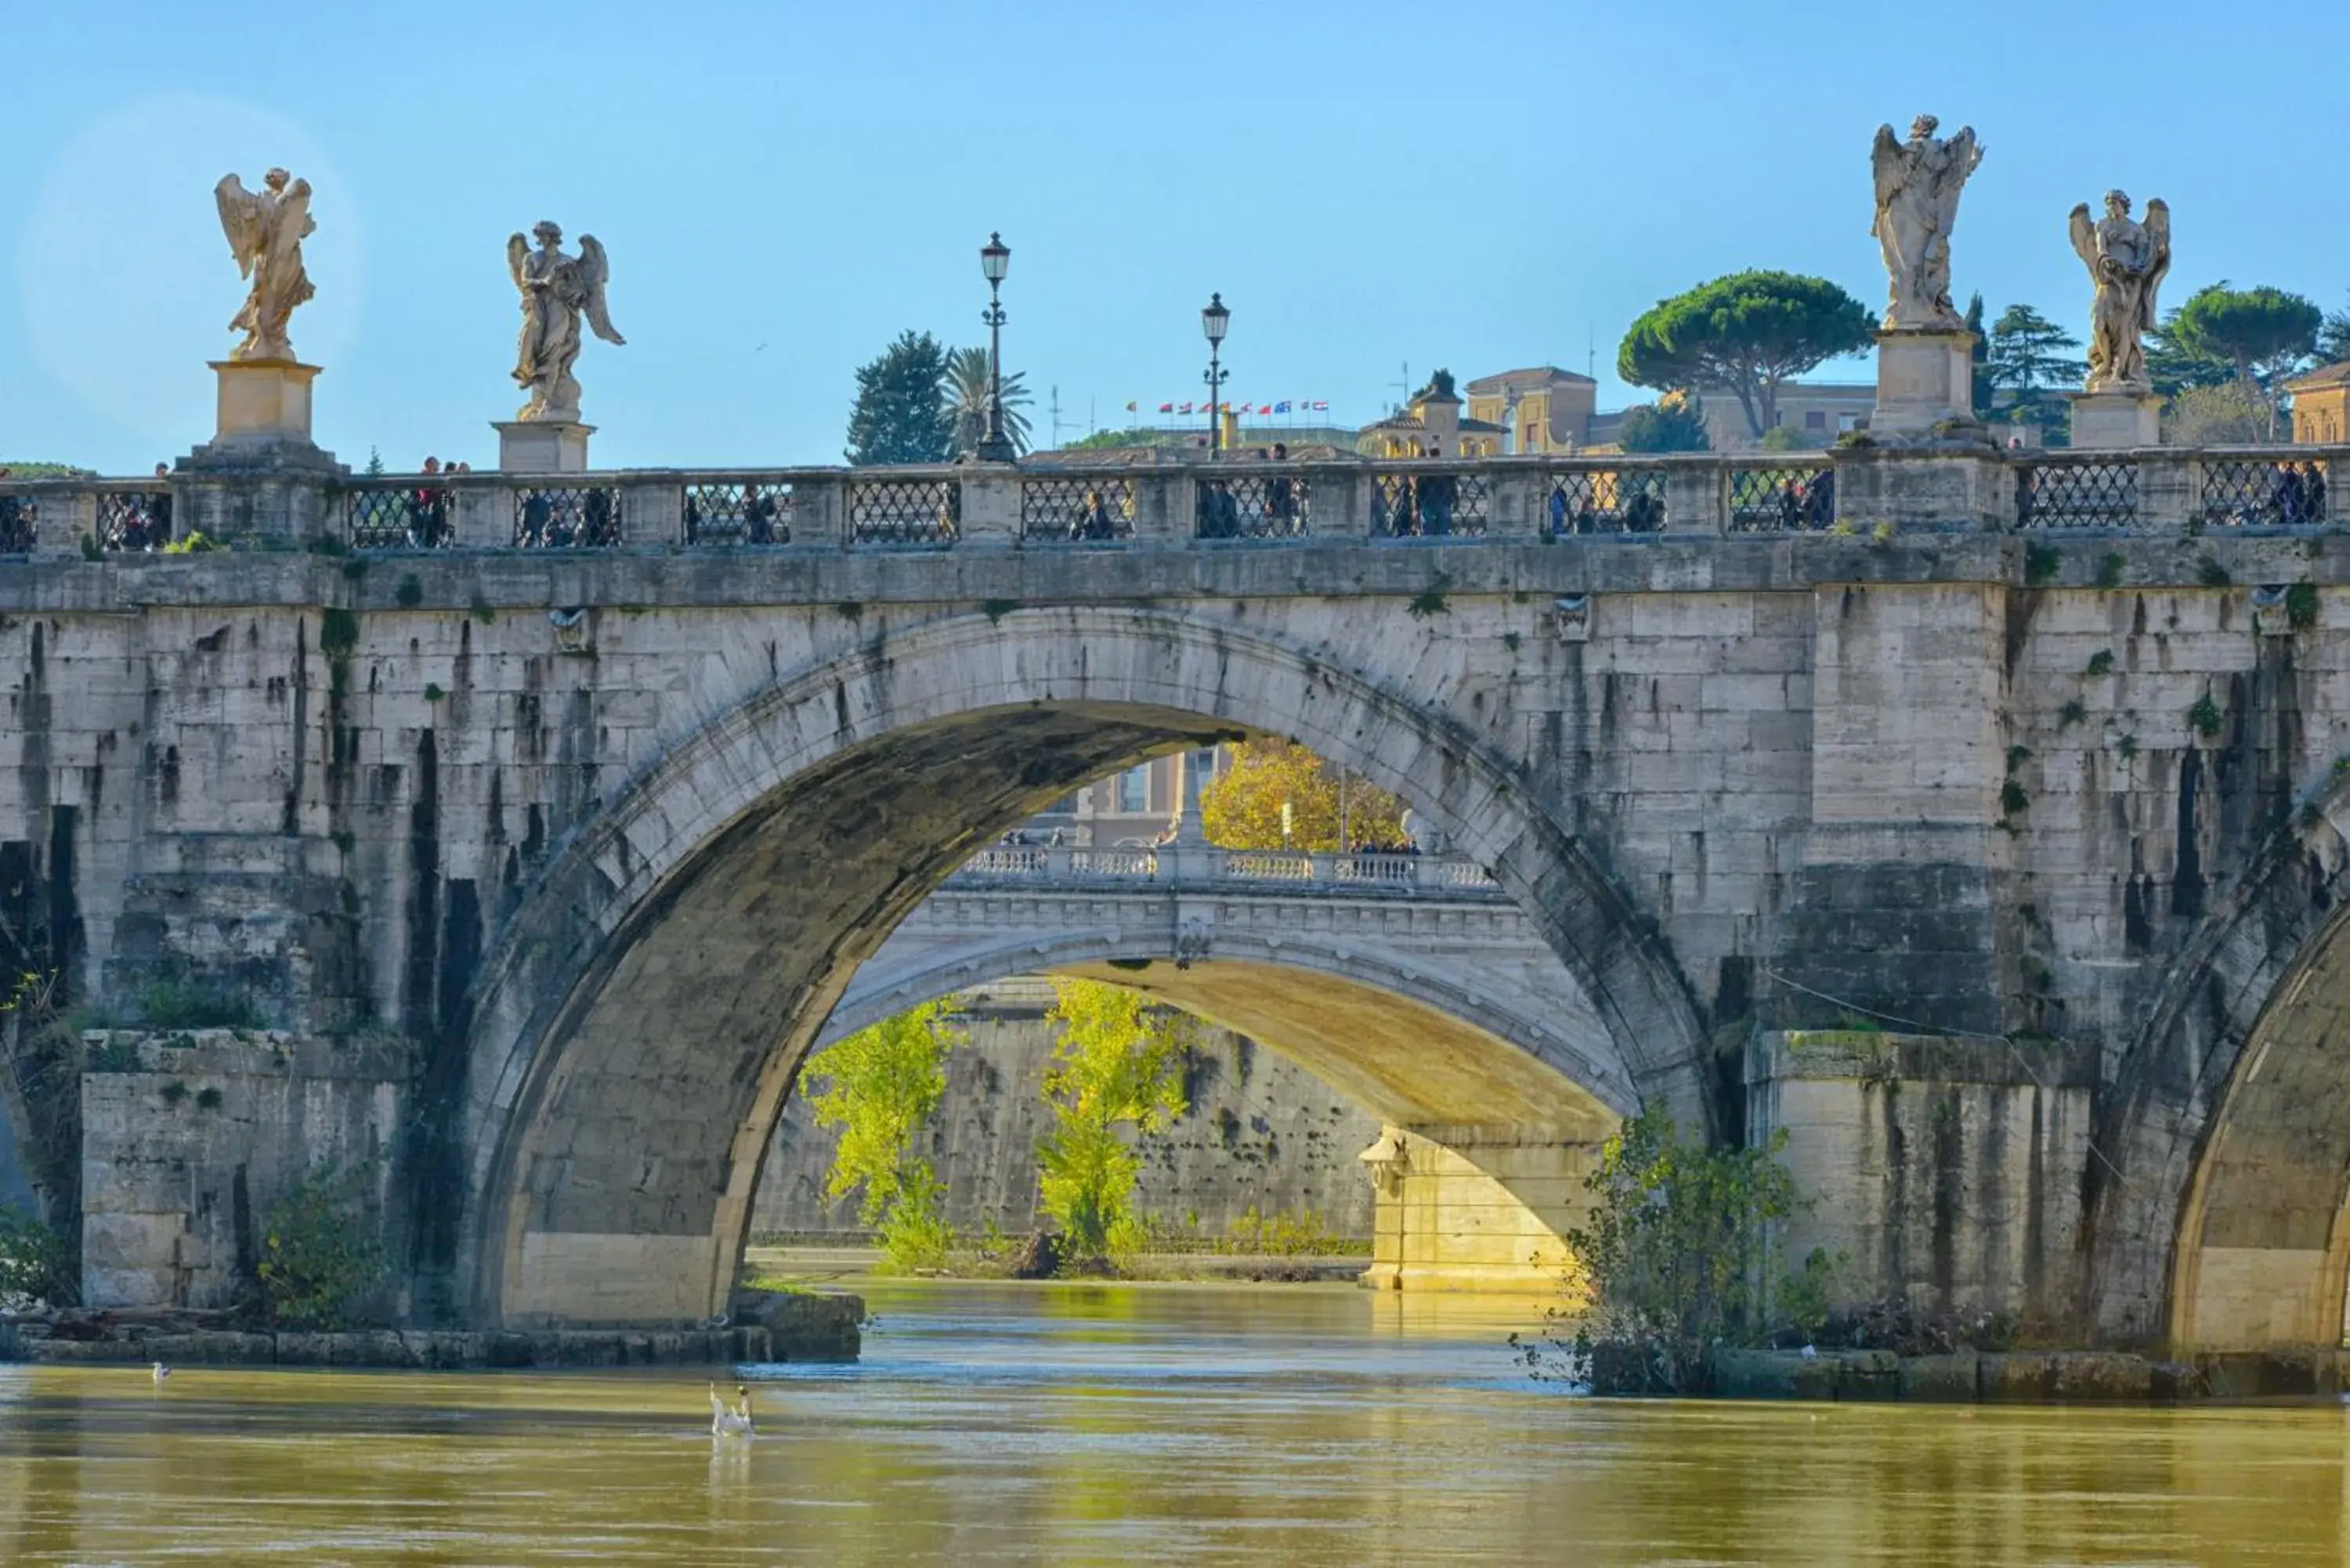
[5,446,2344,558]
[948,844,1502,894]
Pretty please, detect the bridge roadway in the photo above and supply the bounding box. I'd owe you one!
[12,443,2350,1346]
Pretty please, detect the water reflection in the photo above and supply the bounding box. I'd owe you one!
[0,1283,2345,1563]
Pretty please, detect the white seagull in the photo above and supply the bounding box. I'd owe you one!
[151,1362,172,1385]
[708,1381,754,1438]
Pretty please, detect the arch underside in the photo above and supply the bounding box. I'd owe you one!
[454,610,1709,1328]
[2170,904,2350,1350]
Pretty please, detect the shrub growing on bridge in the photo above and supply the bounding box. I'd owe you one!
[1561,1107,1805,1393]
[805,1000,963,1272]
[1036,980,1191,1265]
[0,1205,75,1309]
[256,1162,387,1328]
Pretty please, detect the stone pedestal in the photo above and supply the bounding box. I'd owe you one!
[495,420,593,474]
[185,359,336,471]
[2067,389,2162,450]
[1871,329,1979,439]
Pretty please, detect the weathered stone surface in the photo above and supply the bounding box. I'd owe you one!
[4,454,2350,1347]
[1896,1353,1981,1400]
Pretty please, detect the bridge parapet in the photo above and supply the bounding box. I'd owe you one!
[949,844,1502,896]
[11,446,2343,558]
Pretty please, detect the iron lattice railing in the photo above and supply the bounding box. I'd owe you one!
[2019,461,2138,529]
[0,493,36,554]
[1195,473,1310,539]
[348,482,456,549]
[1370,470,1490,537]
[1729,465,1835,532]
[850,479,958,545]
[2200,457,2327,528]
[512,486,623,548]
[95,488,173,551]
[1021,477,1135,541]
[685,481,794,545]
[1547,470,1669,534]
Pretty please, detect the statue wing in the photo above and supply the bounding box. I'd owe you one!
[2067,202,2098,278]
[1950,126,1984,175]
[506,233,530,292]
[215,175,263,276]
[267,180,313,271]
[1869,125,1903,223]
[2142,199,2172,323]
[577,234,625,345]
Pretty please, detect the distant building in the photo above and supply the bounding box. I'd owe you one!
[1355,379,1506,459]
[2286,362,2350,444]
[1462,367,1598,453]
[1697,381,1875,450]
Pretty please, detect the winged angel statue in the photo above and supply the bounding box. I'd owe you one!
[2067,193,2171,393]
[1869,115,1983,331]
[214,168,315,361]
[508,222,625,421]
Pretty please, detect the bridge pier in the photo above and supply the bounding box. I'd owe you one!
[1359,1126,1598,1295]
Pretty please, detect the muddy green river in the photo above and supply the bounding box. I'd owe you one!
[1,1281,2345,1564]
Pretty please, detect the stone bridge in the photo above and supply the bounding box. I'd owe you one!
[6,440,2350,1349]
[830,841,1606,1291]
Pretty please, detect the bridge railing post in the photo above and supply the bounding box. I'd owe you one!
[622,474,684,545]
[454,479,513,548]
[2135,451,2193,532]
[1045,845,1073,879]
[1307,464,1367,540]
[1127,467,1184,545]
[1482,461,1539,540]
[27,486,95,559]
[790,472,846,550]
[956,468,1020,547]
[1665,458,1729,537]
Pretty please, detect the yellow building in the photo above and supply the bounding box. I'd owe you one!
[1354,379,1506,459]
[1462,367,1597,453]
[2287,361,2350,444]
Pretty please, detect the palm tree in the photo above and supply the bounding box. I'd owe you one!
[943,346,1032,457]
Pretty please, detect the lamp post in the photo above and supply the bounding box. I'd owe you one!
[1201,292,1230,459]
[975,232,1014,462]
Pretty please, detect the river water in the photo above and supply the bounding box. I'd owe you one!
[2,1280,2348,1565]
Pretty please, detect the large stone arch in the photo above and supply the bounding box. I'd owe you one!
[2088,787,2350,1350]
[439,606,1707,1326]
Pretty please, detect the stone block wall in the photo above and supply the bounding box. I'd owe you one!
[1362,1125,1600,1294]
[754,981,1380,1243]
[79,1030,407,1311]
[1748,1031,2095,1327]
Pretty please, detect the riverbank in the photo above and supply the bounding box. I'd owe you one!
[1705,1344,2350,1403]
[0,1289,865,1369]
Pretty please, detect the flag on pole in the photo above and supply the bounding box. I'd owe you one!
[1178,401,1193,414]
[1125,401,1137,413]
[1311,400,1329,411]
[1159,402,1175,414]
[1274,400,1291,414]
[1258,403,1272,416]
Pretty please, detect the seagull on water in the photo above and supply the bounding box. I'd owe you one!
[709,1381,754,1438]
[151,1361,172,1385]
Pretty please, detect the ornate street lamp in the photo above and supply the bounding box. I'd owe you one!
[975,232,1015,462]
[1201,292,1231,459]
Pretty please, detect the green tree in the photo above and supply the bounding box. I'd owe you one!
[844,330,951,466]
[1618,271,1873,439]
[1035,980,1191,1263]
[363,447,385,477]
[1562,1107,1804,1394]
[2169,282,2323,439]
[1197,739,1408,851]
[805,1001,962,1270]
[1616,390,1711,453]
[1984,305,2084,415]
[942,345,1033,457]
[1964,294,1994,416]
[2163,381,2271,446]
[1065,425,1166,451]
[2319,294,2350,366]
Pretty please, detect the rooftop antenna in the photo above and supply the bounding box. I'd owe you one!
[1586,325,1595,381]
[1049,385,1071,449]
[1389,360,1411,414]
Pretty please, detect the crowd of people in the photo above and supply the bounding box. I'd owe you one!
[1197,443,1306,538]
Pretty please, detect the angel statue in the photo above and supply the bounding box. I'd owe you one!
[2068,192,2171,393]
[1869,114,1985,332]
[508,221,624,422]
[214,168,315,361]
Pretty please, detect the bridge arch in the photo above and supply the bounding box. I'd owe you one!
[442,605,1707,1326]
[2090,797,2350,1350]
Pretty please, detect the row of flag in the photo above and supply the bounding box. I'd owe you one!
[1123,399,1331,416]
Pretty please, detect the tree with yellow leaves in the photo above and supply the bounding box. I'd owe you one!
[1035,979,1192,1263]
[1198,738,1408,851]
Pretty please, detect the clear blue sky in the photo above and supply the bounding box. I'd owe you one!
[5,1,2345,474]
